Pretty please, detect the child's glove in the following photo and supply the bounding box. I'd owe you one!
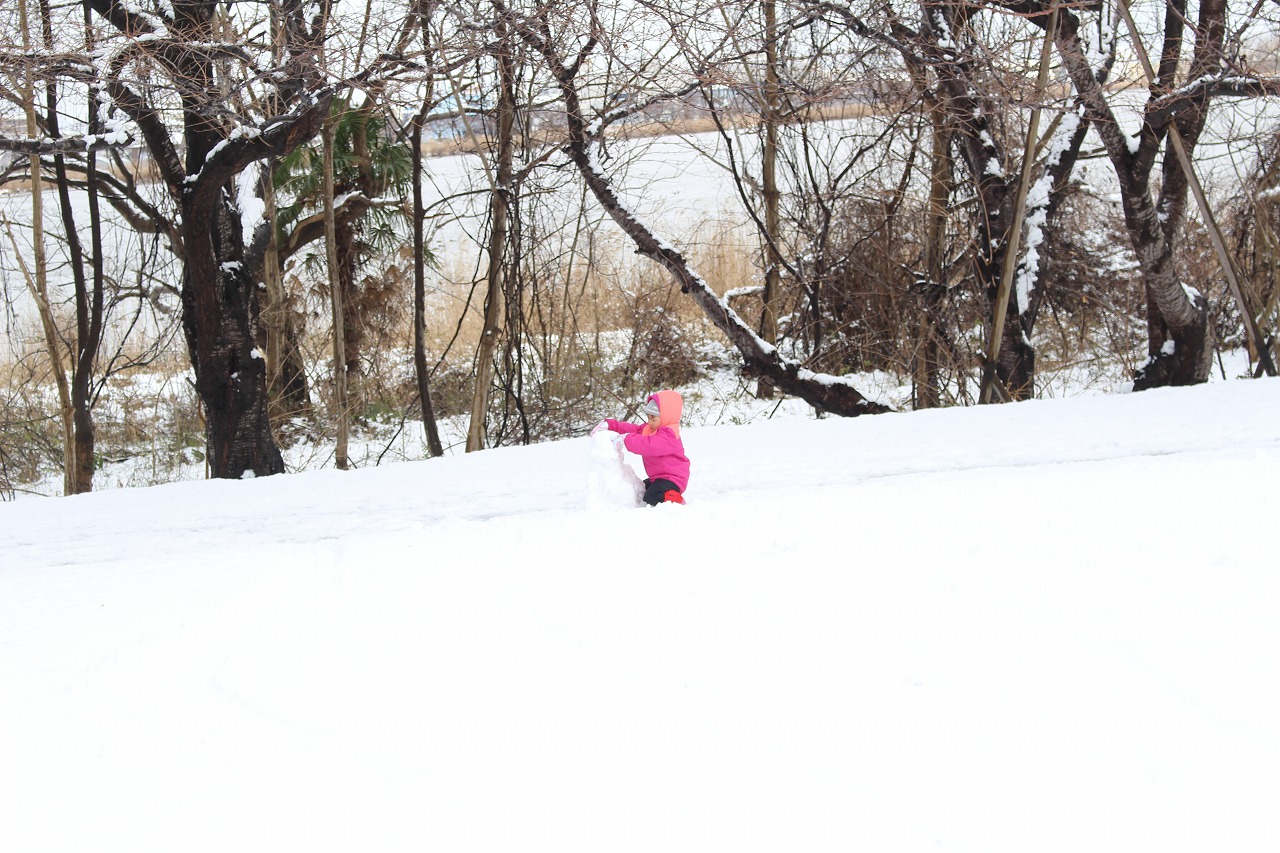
[589,420,610,436]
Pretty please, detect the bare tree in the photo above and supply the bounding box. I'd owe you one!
[1005,0,1280,387]
[33,0,110,492]
[406,0,448,458]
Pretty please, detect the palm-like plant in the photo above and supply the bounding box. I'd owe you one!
[273,96,414,392]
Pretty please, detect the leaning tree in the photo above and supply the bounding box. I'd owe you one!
[506,0,891,416]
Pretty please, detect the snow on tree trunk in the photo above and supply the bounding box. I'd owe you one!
[1036,0,1212,388]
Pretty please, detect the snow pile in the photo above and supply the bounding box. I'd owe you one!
[2,378,1279,853]
[584,429,644,509]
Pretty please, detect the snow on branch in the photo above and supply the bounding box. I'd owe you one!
[1014,107,1085,317]
[187,89,334,199]
[1146,75,1280,129]
[0,132,133,155]
[514,13,890,417]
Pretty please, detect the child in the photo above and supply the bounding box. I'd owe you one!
[591,390,690,505]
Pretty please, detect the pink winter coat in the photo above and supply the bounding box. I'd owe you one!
[606,390,690,492]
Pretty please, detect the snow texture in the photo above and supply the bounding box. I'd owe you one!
[584,430,643,508]
[3,379,1280,853]
[1014,110,1081,316]
[236,162,266,247]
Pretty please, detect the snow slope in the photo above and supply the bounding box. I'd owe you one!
[3,379,1279,853]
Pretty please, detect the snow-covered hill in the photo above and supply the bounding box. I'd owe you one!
[3,379,1279,852]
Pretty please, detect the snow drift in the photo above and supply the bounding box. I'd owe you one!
[2,379,1278,853]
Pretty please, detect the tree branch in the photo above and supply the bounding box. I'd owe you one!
[515,11,890,416]
[188,89,334,206]
[1146,74,1280,128]
[277,191,392,263]
[0,133,134,155]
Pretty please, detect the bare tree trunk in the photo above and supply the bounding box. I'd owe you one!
[980,4,1058,404]
[322,118,350,469]
[1031,0,1212,388]
[918,0,1033,400]
[466,13,517,452]
[411,116,444,457]
[260,1,311,427]
[914,115,951,409]
[756,0,782,400]
[72,1,105,492]
[39,0,105,493]
[261,164,289,423]
[263,176,314,425]
[17,0,74,494]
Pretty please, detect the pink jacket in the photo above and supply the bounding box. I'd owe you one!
[607,390,690,491]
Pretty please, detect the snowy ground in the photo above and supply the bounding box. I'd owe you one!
[3,378,1279,853]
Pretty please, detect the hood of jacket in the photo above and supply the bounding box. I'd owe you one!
[642,390,683,437]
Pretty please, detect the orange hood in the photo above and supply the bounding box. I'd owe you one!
[642,390,683,438]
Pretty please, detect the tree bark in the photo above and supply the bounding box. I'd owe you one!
[322,118,350,469]
[88,0,330,478]
[467,10,518,452]
[411,117,445,458]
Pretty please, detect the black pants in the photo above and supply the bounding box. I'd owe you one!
[642,478,681,507]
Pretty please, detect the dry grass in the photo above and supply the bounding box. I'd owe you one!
[419,103,883,159]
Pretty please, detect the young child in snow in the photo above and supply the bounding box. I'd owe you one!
[591,390,690,506]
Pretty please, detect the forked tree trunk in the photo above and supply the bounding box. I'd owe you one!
[42,0,105,493]
[1032,0,1212,388]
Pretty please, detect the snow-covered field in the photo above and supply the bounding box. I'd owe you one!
[3,377,1279,853]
